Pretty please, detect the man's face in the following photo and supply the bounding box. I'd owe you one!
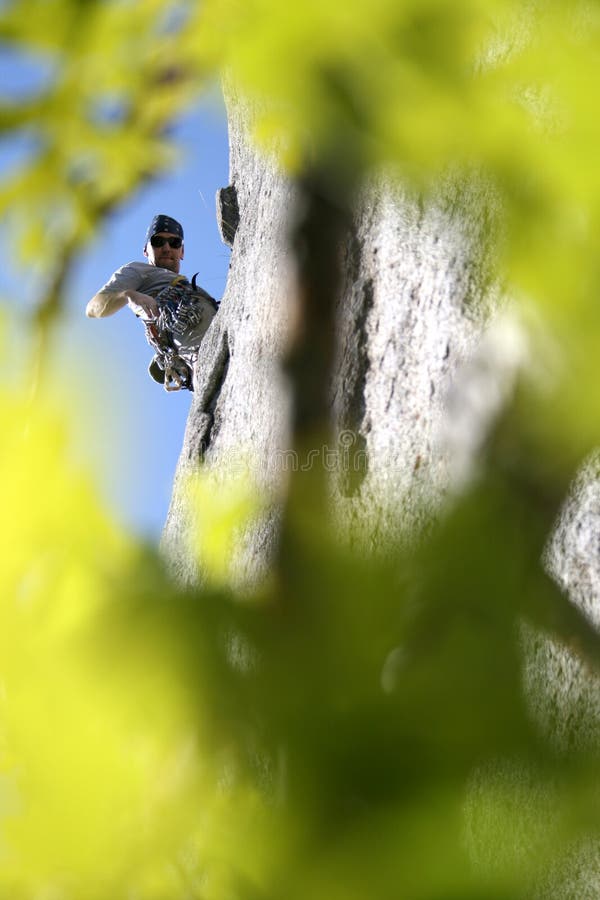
[144,232,184,273]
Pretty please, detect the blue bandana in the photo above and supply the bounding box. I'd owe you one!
[145,214,184,245]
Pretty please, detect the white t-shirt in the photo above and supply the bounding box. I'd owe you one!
[95,260,217,355]
[95,260,182,301]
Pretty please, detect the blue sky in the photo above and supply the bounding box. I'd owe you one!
[1,80,231,540]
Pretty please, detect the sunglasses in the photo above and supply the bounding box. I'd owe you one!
[150,235,182,249]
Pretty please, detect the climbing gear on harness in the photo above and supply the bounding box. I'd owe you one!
[143,274,218,392]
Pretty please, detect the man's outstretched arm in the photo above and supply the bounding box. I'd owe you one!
[86,290,128,318]
[86,290,158,319]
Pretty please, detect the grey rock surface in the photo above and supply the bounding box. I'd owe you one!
[329,175,501,546]
[162,89,599,897]
[162,103,502,580]
[216,183,240,248]
[162,99,295,586]
[527,454,600,752]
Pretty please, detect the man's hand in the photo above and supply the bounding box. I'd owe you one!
[126,291,159,320]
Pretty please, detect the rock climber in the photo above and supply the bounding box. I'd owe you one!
[86,214,218,391]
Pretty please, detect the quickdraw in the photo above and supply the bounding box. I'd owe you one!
[144,274,218,392]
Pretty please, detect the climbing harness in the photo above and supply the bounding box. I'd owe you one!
[143,274,218,392]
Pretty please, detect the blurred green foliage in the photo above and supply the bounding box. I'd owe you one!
[1,0,600,897]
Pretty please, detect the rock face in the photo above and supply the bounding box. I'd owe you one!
[530,455,600,752]
[162,90,600,610]
[162,93,599,896]
[162,101,502,582]
[164,104,599,672]
[162,100,296,586]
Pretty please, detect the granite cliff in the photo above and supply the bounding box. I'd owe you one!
[162,94,600,893]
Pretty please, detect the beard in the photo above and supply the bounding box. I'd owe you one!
[158,257,179,272]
